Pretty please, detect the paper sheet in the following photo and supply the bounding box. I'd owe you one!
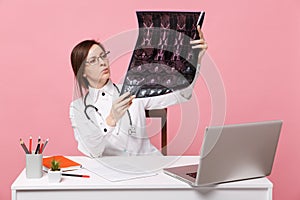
[82,158,157,182]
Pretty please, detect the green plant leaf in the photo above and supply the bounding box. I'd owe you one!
[50,159,60,171]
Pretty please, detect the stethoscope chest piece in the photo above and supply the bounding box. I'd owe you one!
[128,126,136,135]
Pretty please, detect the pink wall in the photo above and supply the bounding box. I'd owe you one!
[0,0,299,199]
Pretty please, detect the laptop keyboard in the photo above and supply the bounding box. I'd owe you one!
[186,172,197,178]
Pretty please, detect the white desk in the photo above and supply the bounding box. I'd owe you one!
[11,156,272,200]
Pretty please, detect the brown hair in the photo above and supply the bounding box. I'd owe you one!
[70,40,106,97]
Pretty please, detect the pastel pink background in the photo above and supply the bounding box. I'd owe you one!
[0,0,299,199]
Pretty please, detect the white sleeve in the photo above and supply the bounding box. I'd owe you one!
[142,64,201,110]
[69,101,115,158]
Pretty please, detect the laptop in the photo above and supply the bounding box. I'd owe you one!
[163,120,282,186]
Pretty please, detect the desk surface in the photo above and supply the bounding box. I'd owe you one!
[12,156,272,190]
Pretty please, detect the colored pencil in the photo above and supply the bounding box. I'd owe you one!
[39,142,44,154]
[42,138,49,153]
[29,136,32,154]
[35,136,41,154]
[62,173,90,178]
[20,138,30,154]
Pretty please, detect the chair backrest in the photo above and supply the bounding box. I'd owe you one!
[145,108,167,155]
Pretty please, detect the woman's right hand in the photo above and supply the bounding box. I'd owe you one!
[106,92,135,127]
[190,25,208,65]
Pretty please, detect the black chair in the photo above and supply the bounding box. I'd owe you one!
[145,108,167,155]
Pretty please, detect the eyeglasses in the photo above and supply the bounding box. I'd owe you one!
[85,51,110,66]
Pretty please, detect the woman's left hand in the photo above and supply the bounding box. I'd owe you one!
[190,25,208,64]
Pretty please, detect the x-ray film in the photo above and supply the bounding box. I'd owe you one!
[120,11,205,98]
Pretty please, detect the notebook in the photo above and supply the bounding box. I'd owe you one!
[43,155,82,171]
[163,120,282,186]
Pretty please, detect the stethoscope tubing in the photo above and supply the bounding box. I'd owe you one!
[83,83,135,134]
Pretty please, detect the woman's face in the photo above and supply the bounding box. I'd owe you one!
[84,44,110,88]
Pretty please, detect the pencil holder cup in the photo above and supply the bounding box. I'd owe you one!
[25,154,43,178]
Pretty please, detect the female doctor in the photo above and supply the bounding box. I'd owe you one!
[70,26,208,157]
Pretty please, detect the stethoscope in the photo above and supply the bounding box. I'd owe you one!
[83,83,136,135]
